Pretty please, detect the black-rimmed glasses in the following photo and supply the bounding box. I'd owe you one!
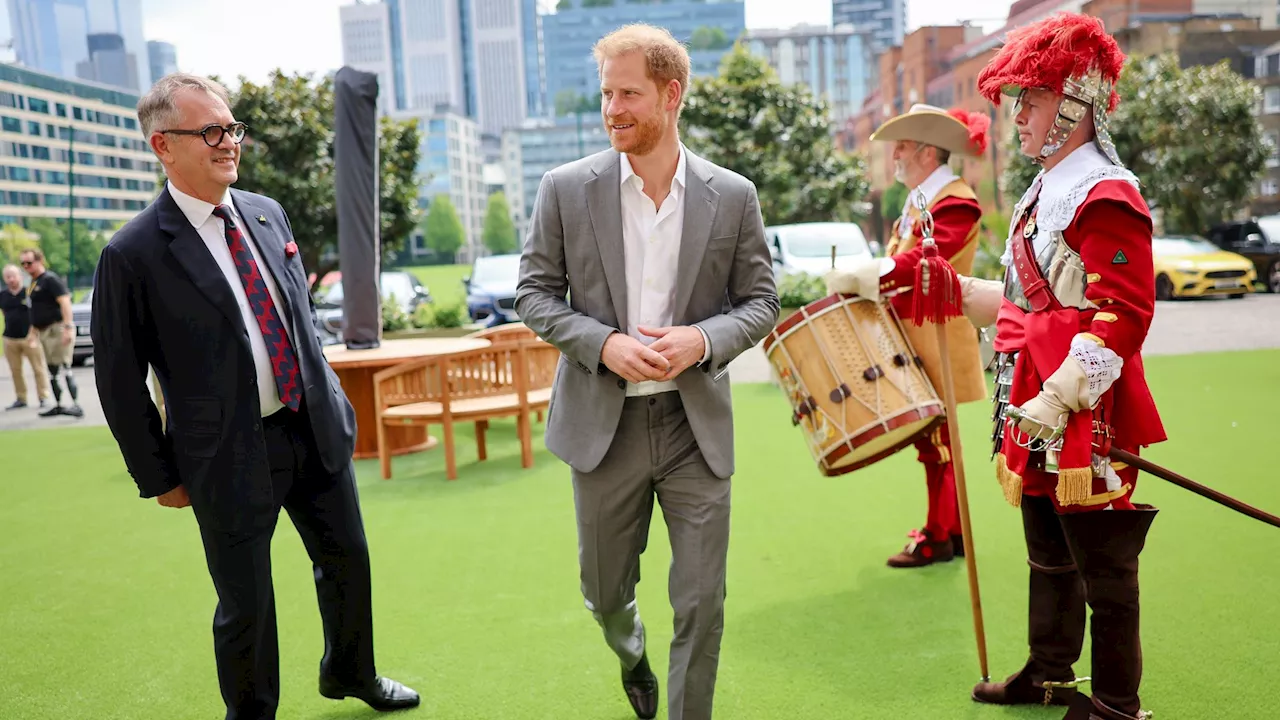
[159,122,248,147]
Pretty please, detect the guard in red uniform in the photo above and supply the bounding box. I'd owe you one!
[825,104,990,568]
[954,13,1165,720]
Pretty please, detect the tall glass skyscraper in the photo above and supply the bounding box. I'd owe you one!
[539,0,745,117]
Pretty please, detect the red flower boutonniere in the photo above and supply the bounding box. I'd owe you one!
[284,241,298,258]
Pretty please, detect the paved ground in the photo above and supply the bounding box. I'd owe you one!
[2,294,1278,432]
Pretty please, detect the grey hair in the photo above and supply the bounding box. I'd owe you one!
[2,263,19,279]
[137,73,232,140]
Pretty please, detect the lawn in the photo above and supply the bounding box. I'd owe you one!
[1,350,1277,719]
[403,264,472,307]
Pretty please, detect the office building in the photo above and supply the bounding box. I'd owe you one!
[147,41,177,83]
[746,24,875,126]
[0,63,159,231]
[540,0,745,116]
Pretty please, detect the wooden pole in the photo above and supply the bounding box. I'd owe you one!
[927,244,990,682]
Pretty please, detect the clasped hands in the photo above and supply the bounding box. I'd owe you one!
[602,326,705,384]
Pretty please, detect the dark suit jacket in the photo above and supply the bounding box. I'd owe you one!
[91,185,356,532]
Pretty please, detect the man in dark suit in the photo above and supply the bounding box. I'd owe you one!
[91,72,419,720]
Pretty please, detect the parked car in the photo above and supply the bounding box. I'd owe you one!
[1152,236,1255,300]
[1206,216,1280,293]
[465,253,521,326]
[70,288,93,366]
[314,270,431,344]
[765,222,878,280]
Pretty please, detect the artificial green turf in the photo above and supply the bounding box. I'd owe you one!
[402,264,472,307]
[1,350,1277,719]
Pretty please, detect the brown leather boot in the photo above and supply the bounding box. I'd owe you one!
[886,529,954,567]
[973,495,1087,706]
[1061,692,1153,719]
[1058,504,1159,719]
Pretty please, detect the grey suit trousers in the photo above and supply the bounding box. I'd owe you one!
[572,391,731,720]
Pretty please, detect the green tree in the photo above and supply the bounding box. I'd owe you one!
[689,26,730,51]
[681,43,870,225]
[556,0,572,9]
[1111,54,1266,234]
[423,194,465,260]
[555,89,596,117]
[225,70,423,290]
[482,192,518,254]
[25,218,107,287]
[581,0,614,7]
[880,181,908,220]
[0,223,36,265]
[1002,53,1266,234]
[1002,125,1039,208]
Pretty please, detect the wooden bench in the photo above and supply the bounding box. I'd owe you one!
[466,323,546,420]
[372,339,559,480]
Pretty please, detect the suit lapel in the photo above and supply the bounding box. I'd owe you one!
[585,151,628,329]
[673,152,719,323]
[231,191,295,322]
[158,186,248,338]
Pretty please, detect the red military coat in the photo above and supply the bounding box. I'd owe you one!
[994,162,1167,509]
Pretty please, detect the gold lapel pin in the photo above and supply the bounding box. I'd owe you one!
[256,214,267,224]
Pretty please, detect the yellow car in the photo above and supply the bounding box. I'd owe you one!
[1152,236,1256,300]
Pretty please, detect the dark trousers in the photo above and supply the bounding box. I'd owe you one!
[196,404,376,720]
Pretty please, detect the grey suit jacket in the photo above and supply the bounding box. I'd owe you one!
[515,147,779,478]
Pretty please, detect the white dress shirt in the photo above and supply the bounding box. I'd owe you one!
[169,183,296,416]
[618,145,708,396]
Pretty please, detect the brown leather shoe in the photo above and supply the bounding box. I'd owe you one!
[952,534,965,558]
[886,529,954,568]
[1061,692,1152,720]
[972,663,1078,706]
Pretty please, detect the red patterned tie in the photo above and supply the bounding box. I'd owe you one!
[212,204,301,411]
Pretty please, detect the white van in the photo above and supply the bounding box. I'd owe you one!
[766,222,880,279]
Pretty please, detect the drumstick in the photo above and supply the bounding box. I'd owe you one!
[915,235,991,683]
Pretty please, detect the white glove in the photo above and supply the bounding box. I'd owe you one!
[1013,334,1123,437]
[959,275,1003,328]
[824,257,893,301]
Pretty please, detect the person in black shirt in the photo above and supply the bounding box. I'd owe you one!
[20,248,82,418]
[2,263,51,409]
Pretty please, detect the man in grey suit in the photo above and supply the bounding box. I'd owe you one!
[515,23,779,720]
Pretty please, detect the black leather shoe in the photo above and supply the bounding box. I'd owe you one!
[319,675,420,711]
[621,653,658,719]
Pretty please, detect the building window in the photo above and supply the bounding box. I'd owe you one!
[1,117,19,133]
[1267,87,1280,114]
[1262,178,1279,197]
[1266,132,1280,167]
[56,103,66,117]
[28,98,49,114]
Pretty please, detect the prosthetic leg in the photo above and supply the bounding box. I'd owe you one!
[40,359,82,418]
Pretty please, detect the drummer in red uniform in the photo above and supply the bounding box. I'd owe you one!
[953,12,1164,720]
[825,104,991,568]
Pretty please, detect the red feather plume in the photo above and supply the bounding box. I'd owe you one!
[947,108,991,155]
[977,12,1125,113]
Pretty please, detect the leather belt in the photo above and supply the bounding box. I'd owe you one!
[1009,207,1062,313]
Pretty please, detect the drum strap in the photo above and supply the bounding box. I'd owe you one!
[1009,206,1063,313]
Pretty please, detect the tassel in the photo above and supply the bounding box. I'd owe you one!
[1055,467,1094,506]
[996,453,1023,508]
[910,238,964,326]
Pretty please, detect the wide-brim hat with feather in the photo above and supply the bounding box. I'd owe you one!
[976,11,1126,166]
[870,103,991,157]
